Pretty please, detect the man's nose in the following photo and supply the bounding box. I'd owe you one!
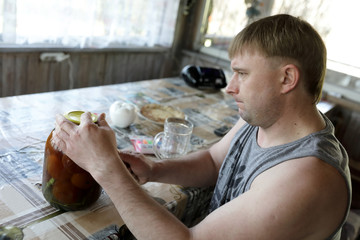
[225,74,238,95]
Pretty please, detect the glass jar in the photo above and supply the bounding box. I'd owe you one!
[42,111,101,211]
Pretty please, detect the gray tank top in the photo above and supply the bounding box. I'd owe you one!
[209,114,351,240]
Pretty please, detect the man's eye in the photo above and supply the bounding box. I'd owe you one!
[231,70,246,79]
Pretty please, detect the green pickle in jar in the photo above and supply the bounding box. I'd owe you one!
[42,111,101,211]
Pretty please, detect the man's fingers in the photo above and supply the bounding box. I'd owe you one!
[97,113,110,128]
[54,113,79,152]
[55,114,76,134]
[80,112,93,125]
[119,151,137,163]
[51,132,67,152]
[79,112,109,129]
[53,114,72,151]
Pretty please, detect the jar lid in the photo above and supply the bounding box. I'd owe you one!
[64,111,98,124]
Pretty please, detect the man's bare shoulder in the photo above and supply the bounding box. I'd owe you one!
[191,156,348,240]
[252,157,348,238]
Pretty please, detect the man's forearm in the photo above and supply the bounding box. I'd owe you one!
[95,160,192,240]
[150,149,218,187]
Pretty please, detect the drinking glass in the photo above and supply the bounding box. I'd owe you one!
[153,117,193,159]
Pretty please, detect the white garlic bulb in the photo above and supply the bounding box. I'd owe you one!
[109,101,136,128]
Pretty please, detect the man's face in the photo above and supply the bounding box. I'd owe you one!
[226,49,284,128]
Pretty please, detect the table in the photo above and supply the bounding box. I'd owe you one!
[0,78,240,239]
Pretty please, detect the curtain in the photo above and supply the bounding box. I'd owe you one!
[0,0,180,48]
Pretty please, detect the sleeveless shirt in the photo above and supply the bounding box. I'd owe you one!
[209,114,351,240]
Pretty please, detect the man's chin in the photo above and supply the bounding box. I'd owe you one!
[239,111,253,125]
[238,111,247,121]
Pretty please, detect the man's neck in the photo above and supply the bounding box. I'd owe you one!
[256,105,326,148]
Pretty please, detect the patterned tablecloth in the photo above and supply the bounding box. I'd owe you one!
[0,78,240,239]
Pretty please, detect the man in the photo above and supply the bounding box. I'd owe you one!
[53,14,351,239]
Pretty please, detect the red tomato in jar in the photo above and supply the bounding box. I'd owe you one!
[62,155,83,174]
[47,154,64,179]
[52,180,80,204]
[71,173,94,189]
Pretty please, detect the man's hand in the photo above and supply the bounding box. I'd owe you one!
[118,150,155,185]
[52,112,121,177]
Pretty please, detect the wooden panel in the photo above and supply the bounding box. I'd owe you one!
[1,53,16,96]
[59,58,71,90]
[110,52,131,83]
[72,53,89,89]
[0,49,172,97]
[103,53,116,85]
[39,56,51,93]
[88,53,106,87]
[27,53,42,94]
[0,55,2,95]
[180,50,231,71]
[14,53,28,95]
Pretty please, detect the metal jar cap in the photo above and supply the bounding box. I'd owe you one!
[63,111,98,124]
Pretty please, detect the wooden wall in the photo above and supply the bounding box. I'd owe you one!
[0,48,229,98]
[180,50,231,73]
[0,49,173,97]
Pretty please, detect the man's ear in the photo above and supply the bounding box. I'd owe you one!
[280,64,300,94]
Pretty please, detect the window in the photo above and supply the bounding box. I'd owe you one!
[0,0,179,48]
[202,0,360,79]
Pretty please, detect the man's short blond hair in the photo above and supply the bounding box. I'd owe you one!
[228,14,327,104]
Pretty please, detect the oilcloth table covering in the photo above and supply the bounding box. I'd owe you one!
[0,78,239,239]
